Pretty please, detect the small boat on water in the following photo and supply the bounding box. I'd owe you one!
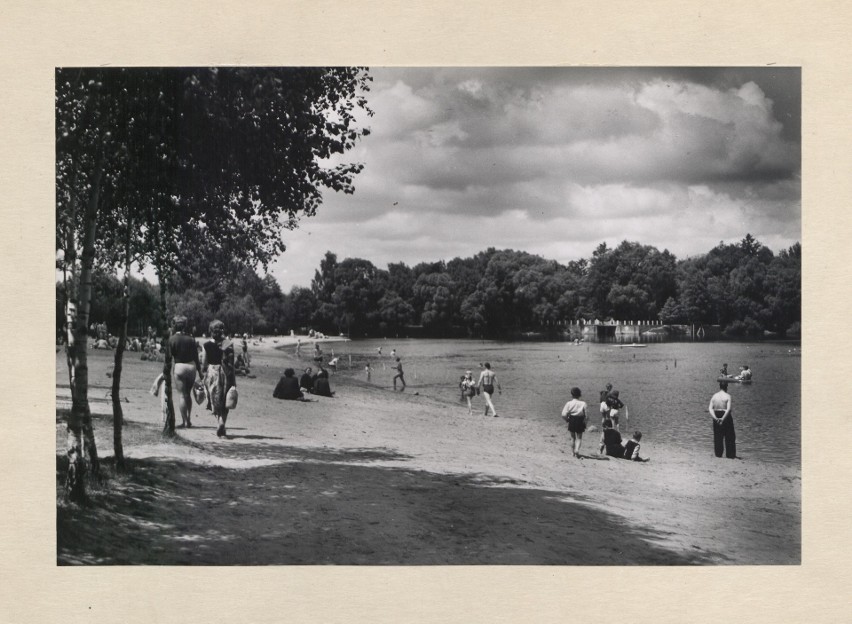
[717,376,753,384]
[617,343,647,348]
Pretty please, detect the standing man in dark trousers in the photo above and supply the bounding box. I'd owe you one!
[708,381,736,458]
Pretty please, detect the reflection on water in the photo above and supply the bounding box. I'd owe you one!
[294,339,801,466]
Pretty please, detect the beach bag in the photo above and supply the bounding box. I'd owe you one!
[225,386,239,409]
[149,373,164,396]
[192,382,206,405]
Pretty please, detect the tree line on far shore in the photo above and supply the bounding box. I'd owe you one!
[66,233,800,342]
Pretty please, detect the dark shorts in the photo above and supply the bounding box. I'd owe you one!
[568,415,586,433]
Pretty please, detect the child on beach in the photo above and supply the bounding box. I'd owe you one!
[365,362,372,381]
[599,390,611,425]
[606,390,625,430]
[561,387,588,459]
[460,370,476,415]
[599,418,623,458]
[621,431,650,462]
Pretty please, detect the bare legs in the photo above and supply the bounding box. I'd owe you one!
[482,391,497,417]
[173,363,196,427]
[570,432,583,458]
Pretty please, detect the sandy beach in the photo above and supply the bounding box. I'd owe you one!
[56,335,800,565]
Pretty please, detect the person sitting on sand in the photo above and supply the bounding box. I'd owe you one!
[606,390,625,430]
[299,367,314,393]
[621,431,650,462]
[273,368,306,401]
[312,366,334,397]
[599,418,623,458]
[234,352,250,376]
[561,386,588,459]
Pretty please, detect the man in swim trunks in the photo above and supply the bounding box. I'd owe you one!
[477,362,501,417]
[708,381,736,458]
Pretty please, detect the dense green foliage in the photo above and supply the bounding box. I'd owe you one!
[71,234,800,341]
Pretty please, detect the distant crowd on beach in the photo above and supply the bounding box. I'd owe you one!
[133,316,751,460]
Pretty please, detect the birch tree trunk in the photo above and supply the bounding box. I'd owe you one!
[66,156,103,500]
[110,219,132,471]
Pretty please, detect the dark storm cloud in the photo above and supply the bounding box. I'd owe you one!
[273,67,801,290]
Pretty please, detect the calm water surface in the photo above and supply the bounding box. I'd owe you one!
[289,339,801,466]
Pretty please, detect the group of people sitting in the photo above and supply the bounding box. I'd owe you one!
[272,366,334,401]
[599,419,648,462]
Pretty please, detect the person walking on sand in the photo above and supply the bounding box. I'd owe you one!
[393,357,406,391]
[165,315,203,428]
[460,370,477,415]
[561,386,588,458]
[295,338,301,357]
[477,362,501,417]
[709,381,736,458]
[201,319,236,438]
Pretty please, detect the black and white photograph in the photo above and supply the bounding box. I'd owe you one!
[55,66,801,566]
[3,2,850,621]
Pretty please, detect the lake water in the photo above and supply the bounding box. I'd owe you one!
[291,339,801,466]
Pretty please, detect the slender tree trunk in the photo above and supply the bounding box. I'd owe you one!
[157,265,176,435]
[66,156,104,501]
[62,176,79,403]
[110,219,132,471]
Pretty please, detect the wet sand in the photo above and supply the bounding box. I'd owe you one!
[56,336,800,565]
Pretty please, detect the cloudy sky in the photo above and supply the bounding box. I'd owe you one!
[270,67,800,292]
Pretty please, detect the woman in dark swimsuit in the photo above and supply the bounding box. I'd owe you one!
[201,319,236,437]
[165,315,202,428]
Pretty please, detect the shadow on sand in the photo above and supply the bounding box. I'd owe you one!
[57,445,716,565]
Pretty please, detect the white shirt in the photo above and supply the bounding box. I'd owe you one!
[561,399,587,417]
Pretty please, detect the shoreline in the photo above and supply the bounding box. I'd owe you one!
[56,345,800,565]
